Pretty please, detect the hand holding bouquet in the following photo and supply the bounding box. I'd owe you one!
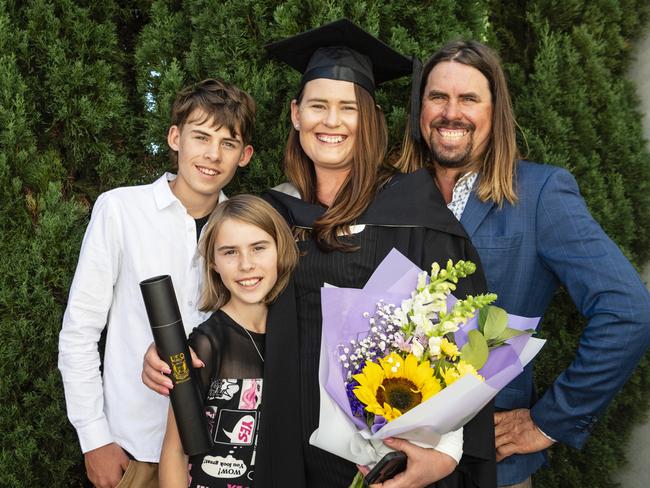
[310,249,544,486]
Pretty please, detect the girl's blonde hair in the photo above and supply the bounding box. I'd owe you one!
[198,194,299,311]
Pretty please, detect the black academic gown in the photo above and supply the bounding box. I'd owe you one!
[262,168,496,488]
[254,281,307,488]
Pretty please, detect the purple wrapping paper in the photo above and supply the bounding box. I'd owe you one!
[319,248,543,433]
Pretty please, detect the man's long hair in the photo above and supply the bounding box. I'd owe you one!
[397,40,519,205]
[284,83,390,251]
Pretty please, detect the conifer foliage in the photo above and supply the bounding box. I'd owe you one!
[0,1,141,485]
[489,1,650,486]
[0,1,648,486]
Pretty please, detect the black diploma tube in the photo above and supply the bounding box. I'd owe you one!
[140,275,212,456]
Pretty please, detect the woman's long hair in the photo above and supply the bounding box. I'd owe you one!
[284,83,392,251]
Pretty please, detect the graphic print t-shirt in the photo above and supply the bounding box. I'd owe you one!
[188,310,265,488]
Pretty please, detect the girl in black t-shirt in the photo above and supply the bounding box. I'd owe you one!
[159,195,298,488]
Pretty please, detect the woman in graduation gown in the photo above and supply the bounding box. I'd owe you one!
[262,20,496,488]
[142,19,496,488]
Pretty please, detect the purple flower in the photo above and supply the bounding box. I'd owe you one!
[346,380,365,418]
[393,332,411,352]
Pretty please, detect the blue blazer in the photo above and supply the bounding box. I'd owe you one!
[461,161,650,485]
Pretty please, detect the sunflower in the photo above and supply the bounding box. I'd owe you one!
[352,352,441,421]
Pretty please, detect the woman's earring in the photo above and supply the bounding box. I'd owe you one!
[294,123,300,130]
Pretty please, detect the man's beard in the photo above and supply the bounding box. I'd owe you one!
[425,120,474,169]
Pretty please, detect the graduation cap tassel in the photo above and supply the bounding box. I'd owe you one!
[410,55,423,143]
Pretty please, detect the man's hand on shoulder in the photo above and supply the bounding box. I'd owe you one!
[84,443,130,488]
[494,408,555,462]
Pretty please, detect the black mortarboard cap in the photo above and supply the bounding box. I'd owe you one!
[266,19,423,140]
[266,19,413,95]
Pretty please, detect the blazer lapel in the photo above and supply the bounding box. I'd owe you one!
[460,190,495,238]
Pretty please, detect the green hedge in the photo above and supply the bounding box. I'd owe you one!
[1,1,648,486]
[489,2,650,485]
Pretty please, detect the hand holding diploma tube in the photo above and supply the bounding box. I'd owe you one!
[140,274,212,456]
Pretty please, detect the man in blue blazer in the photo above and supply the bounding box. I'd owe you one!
[398,40,650,487]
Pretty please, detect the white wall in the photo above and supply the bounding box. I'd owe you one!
[613,25,650,488]
[628,30,650,142]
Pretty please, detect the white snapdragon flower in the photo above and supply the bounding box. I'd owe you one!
[430,293,449,315]
[416,271,428,291]
[413,288,435,308]
[428,336,443,357]
[412,296,434,320]
[439,319,460,334]
[410,339,424,360]
[400,298,413,315]
[412,312,434,335]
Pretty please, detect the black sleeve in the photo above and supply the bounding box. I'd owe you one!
[188,323,222,397]
[189,313,265,382]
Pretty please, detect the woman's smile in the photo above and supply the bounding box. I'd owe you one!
[291,78,358,171]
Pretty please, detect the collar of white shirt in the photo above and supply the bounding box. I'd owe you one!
[448,172,478,221]
[153,172,228,211]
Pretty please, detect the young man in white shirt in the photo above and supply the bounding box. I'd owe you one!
[58,79,255,488]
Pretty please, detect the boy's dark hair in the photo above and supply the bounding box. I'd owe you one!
[169,78,256,165]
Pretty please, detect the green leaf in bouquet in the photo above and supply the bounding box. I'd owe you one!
[478,306,489,333]
[482,305,508,341]
[488,328,537,348]
[460,329,489,370]
[366,413,375,430]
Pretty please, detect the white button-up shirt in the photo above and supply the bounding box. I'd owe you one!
[58,173,222,462]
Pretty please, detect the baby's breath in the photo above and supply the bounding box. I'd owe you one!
[337,260,496,381]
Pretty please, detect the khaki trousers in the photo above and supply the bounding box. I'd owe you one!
[115,460,159,488]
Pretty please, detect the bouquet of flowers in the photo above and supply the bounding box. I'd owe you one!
[309,249,544,486]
